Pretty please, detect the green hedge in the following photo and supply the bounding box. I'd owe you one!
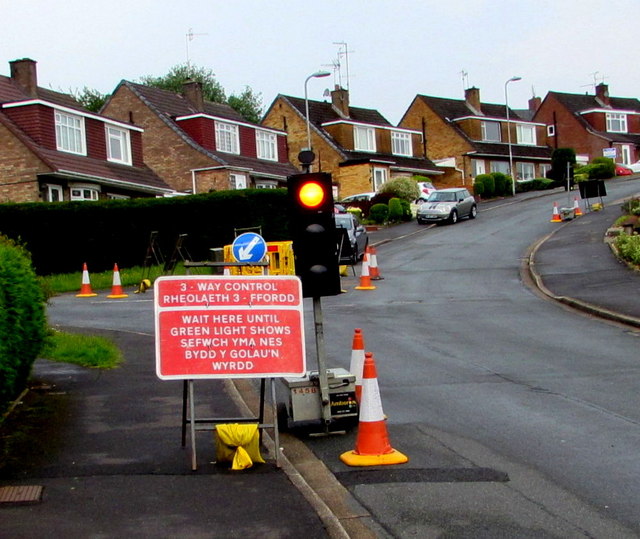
[0,189,290,275]
[0,236,47,412]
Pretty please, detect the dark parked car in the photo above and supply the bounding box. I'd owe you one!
[334,212,369,264]
[416,187,477,225]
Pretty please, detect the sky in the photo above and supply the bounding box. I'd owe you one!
[4,0,640,124]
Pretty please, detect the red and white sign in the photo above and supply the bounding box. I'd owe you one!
[154,275,305,380]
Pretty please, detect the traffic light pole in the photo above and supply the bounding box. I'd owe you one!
[312,296,333,429]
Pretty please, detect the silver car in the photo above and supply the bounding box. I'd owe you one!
[416,188,477,225]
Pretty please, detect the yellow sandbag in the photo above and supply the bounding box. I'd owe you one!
[215,423,265,470]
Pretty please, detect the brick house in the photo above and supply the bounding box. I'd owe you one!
[399,87,551,187]
[532,83,640,166]
[0,58,172,203]
[102,80,297,193]
[261,86,442,199]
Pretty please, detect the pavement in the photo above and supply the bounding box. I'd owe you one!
[1,186,639,538]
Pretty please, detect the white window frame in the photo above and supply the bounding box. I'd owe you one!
[106,126,132,165]
[547,125,555,137]
[55,110,86,155]
[516,162,535,181]
[255,181,277,189]
[70,186,99,201]
[606,113,627,133]
[372,167,388,191]
[354,126,376,152]
[229,173,247,190]
[215,121,240,154]
[47,184,63,202]
[481,121,501,142]
[255,130,277,161]
[471,159,486,177]
[516,124,536,145]
[621,145,632,165]
[391,131,412,156]
[540,163,552,177]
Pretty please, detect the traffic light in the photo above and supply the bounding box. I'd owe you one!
[287,172,341,298]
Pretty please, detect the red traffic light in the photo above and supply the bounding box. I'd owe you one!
[298,181,326,208]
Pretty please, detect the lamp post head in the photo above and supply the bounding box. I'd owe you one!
[506,76,522,84]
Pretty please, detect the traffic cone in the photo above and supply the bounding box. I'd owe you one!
[340,352,408,467]
[573,196,583,217]
[550,202,562,223]
[76,263,97,298]
[368,246,383,280]
[349,329,366,403]
[355,252,376,290]
[107,263,129,298]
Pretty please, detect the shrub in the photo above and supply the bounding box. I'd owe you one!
[492,172,508,196]
[516,178,555,193]
[590,157,616,179]
[379,177,419,202]
[387,198,403,222]
[369,203,389,224]
[399,199,413,221]
[0,236,47,413]
[346,207,363,220]
[473,179,485,197]
[615,234,640,266]
[549,147,577,187]
[621,197,640,216]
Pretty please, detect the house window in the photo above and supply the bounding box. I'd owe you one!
[516,124,536,145]
[256,130,277,161]
[107,193,130,199]
[229,173,247,189]
[70,186,99,201]
[47,185,63,202]
[106,126,131,165]
[606,113,627,133]
[255,181,277,189]
[547,125,555,137]
[354,126,376,152]
[540,164,552,178]
[391,131,412,156]
[516,162,535,181]
[471,159,486,177]
[490,161,509,174]
[372,167,387,191]
[481,121,501,142]
[215,121,239,154]
[55,111,85,155]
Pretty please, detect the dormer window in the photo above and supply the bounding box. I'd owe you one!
[481,121,501,142]
[55,110,85,155]
[354,126,376,152]
[106,126,132,165]
[256,130,277,161]
[516,124,536,145]
[391,131,412,156]
[215,121,239,154]
[606,113,627,133]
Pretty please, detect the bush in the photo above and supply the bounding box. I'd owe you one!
[516,178,555,193]
[492,172,508,196]
[473,179,485,197]
[475,174,494,198]
[369,203,389,224]
[387,198,403,222]
[379,177,420,202]
[615,234,640,266]
[0,236,47,413]
[399,199,413,221]
[621,197,640,216]
[549,147,577,187]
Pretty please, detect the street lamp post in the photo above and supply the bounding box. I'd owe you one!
[504,76,522,196]
[304,70,331,152]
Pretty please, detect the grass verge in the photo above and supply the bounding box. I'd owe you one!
[41,329,123,369]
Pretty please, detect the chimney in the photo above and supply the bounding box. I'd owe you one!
[465,87,482,114]
[595,83,610,107]
[528,96,541,113]
[9,58,38,97]
[331,85,350,118]
[182,79,204,111]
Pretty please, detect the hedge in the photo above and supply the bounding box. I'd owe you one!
[0,235,47,412]
[0,189,290,275]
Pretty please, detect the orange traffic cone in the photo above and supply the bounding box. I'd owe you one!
[76,263,97,298]
[550,202,562,223]
[355,252,376,290]
[573,196,583,217]
[349,329,366,403]
[368,246,383,281]
[340,352,408,467]
[107,263,129,298]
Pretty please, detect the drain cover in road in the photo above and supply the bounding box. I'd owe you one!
[0,485,43,505]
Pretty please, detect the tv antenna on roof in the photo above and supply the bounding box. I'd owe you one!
[333,41,354,90]
[186,28,208,76]
[460,69,469,92]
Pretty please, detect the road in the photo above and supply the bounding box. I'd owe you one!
[47,179,640,537]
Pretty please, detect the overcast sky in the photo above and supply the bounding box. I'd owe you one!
[5,0,639,124]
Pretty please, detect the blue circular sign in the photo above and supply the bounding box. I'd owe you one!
[231,232,267,263]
